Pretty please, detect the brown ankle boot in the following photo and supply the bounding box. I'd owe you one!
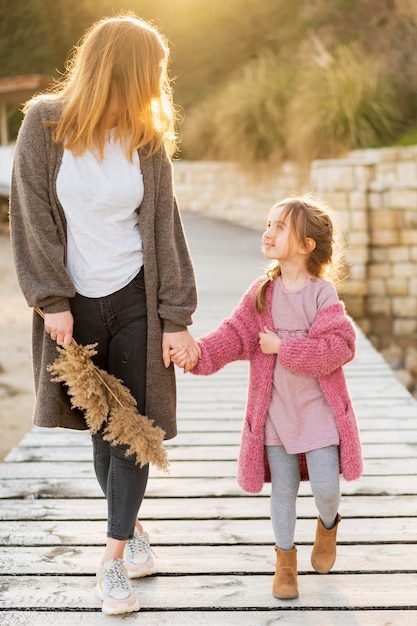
[273,545,299,599]
[311,513,341,573]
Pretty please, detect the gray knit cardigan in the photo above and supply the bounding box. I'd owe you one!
[9,98,197,439]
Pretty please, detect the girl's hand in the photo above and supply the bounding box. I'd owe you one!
[170,347,189,369]
[162,330,201,372]
[259,326,280,354]
[44,311,74,346]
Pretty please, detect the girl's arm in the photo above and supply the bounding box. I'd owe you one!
[277,303,356,377]
[176,283,262,376]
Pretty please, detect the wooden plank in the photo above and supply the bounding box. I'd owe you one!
[1,573,416,609]
[1,543,416,575]
[1,457,416,479]
[5,442,416,463]
[1,474,417,499]
[2,494,416,521]
[1,610,416,626]
[14,423,417,449]
[1,517,416,546]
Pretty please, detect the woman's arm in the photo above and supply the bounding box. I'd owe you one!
[154,145,197,332]
[9,101,76,314]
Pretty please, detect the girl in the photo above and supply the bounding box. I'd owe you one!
[10,14,199,615]
[171,196,362,599]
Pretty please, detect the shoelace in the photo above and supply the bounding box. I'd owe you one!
[130,532,154,558]
[105,560,130,592]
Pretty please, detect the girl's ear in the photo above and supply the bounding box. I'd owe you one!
[300,237,316,255]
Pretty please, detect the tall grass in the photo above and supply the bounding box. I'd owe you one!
[287,43,401,163]
[182,51,296,164]
[181,42,401,166]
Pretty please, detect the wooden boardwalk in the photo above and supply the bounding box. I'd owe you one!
[1,213,417,625]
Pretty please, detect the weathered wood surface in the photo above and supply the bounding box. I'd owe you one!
[0,213,416,625]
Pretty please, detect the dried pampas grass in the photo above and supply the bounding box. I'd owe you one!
[35,308,169,472]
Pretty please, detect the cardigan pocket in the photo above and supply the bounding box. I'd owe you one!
[336,403,363,481]
[237,420,265,494]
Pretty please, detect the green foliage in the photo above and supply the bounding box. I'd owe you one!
[182,51,296,163]
[395,127,417,147]
[286,43,401,162]
[0,0,99,78]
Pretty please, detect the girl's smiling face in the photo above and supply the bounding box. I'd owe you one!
[262,205,294,261]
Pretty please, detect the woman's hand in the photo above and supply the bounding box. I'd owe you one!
[259,326,280,354]
[170,346,189,369]
[44,311,74,346]
[162,330,201,372]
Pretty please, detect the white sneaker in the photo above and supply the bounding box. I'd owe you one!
[124,528,157,578]
[95,558,140,615]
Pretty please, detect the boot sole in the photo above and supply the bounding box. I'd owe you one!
[273,592,299,600]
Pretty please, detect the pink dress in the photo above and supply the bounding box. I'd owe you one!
[265,276,340,453]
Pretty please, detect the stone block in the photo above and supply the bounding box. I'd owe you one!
[346,231,369,246]
[319,165,354,191]
[394,318,417,339]
[368,192,384,210]
[374,162,396,184]
[355,318,371,335]
[392,262,416,278]
[348,209,368,230]
[366,315,393,348]
[344,246,368,265]
[370,230,399,246]
[392,297,417,317]
[368,263,390,279]
[353,165,373,191]
[370,248,389,263]
[386,278,409,296]
[344,296,365,318]
[403,210,417,229]
[347,265,367,281]
[395,161,417,181]
[367,279,386,296]
[348,191,367,211]
[387,247,410,262]
[369,210,402,230]
[400,230,417,245]
[409,246,417,261]
[366,296,391,316]
[409,278,417,296]
[387,189,417,210]
[343,281,368,296]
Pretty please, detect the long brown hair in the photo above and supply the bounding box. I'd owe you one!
[24,13,177,160]
[255,195,344,313]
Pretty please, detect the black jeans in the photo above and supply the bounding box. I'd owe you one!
[71,268,149,540]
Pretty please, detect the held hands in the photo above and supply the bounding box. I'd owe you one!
[162,330,201,373]
[259,326,281,354]
[44,311,74,346]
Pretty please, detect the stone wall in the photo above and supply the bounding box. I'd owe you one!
[174,145,417,354]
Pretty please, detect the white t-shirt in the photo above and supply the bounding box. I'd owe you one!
[56,131,144,297]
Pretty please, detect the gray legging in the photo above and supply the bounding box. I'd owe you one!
[266,445,341,550]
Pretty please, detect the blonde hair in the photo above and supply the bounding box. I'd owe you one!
[24,13,176,160]
[256,195,344,313]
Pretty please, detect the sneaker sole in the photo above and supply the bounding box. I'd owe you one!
[126,563,158,579]
[95,584,140,615]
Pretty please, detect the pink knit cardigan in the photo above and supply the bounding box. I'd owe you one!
[192,277,363,493]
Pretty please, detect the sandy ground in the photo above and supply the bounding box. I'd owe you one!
[0,233,34,461]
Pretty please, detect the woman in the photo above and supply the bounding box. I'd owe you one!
[10,13,199,615]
